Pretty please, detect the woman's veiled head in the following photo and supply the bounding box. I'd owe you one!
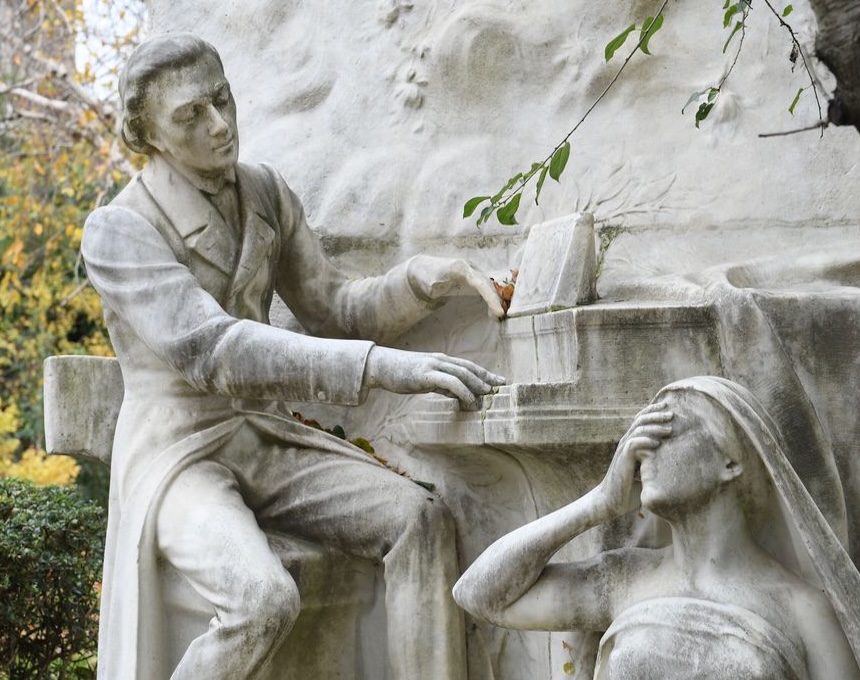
[627,378,859,663]
[640,384,774,528]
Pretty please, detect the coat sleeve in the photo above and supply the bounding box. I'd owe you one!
[82,204,374,405]
[264,166,440,343]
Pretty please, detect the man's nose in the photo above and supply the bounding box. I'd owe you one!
[206,103,229,136]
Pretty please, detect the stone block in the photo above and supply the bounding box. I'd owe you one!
[43,355,122,463]
[415,301,721,450]
[507,213,597,318]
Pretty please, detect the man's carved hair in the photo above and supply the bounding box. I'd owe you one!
[118,33,224,155]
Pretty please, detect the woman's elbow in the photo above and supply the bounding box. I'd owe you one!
[452,576,476,614]
[453,573,510,625]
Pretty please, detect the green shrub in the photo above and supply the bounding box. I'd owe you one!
[0,478,105,679]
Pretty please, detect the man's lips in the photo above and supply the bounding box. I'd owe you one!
[213,137,235,152]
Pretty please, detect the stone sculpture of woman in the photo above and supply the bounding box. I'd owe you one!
[454,376,860,679]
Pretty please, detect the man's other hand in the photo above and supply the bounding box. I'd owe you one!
[407,255,506,319]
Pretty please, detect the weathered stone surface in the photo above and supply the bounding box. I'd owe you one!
[61,3,860,677]
[44,355,121,463]
[145,1,860,278]
[45,353,382,679]
[71,32,508,680]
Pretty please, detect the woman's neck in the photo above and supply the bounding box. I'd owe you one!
[665,491,761,587]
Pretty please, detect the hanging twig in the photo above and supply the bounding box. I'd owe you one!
[758,120,828,137]
[759,0,825,135]
[470,0,671,224]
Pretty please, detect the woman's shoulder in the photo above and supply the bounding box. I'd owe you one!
[788,585,860,679]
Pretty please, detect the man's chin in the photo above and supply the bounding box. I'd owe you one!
[213,149,238,167]
[202,157,238,176]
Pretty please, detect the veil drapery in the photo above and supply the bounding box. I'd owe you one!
[654,376,860,662]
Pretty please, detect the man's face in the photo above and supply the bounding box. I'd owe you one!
[144,55,239,178]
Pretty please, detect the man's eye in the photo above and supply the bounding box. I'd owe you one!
[215,91,230,107]
[174,107,199,124]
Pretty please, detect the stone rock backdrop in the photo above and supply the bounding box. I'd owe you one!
[147,0,860,287]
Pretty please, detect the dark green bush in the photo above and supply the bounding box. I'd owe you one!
[0,478,105,680]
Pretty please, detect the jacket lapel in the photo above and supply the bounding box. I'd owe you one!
[225,166,277,318]
[140,157,237,278]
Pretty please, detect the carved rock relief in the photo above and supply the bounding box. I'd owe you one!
[147,1,860,271]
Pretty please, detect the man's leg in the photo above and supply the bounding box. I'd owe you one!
[157,459,301,680]
[245,442,467,680]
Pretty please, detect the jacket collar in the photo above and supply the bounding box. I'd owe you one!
[140,155,223,237]
[139,156,276,304]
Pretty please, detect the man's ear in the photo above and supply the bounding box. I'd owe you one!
[722,458,743,482]
[144,126,164,154]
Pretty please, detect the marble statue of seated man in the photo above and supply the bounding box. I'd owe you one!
[82,32,506,680]
[454,376,860,679]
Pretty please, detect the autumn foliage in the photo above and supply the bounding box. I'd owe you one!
[1,0,143,487]
[0,134,118,483]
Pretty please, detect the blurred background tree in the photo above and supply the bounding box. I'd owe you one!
[0,3,141,677]
[0,0,144,498]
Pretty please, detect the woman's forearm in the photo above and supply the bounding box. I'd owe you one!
[453,487,610,622]
[454,404,669,624]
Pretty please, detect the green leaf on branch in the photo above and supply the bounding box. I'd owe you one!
[723,3,742,27]
[682,89,709,114]
[639,15,664,56]
[605,23,636,62]
[535,165,549,205]
[782,4,793,16]
[463,195,490,218]
[477,205,496,227]
[492,172,523,203]
[549,141,571,182]
[695,102,716,128]
[523,162,543,181]
[683,88,720,128]
[788,86,804,115]
[723,20,744,53]
[496,192,522,226]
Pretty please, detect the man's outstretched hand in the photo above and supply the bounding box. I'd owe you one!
[407,255,506,319]
[365,346,506,407]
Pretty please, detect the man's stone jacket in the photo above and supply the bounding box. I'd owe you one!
[82,155,434,680]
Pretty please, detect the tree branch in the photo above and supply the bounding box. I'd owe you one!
[759,0,825,134]
[757,120,829,137]
[8,88,70,112]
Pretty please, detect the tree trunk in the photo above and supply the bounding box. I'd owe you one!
[807,0,860,131]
